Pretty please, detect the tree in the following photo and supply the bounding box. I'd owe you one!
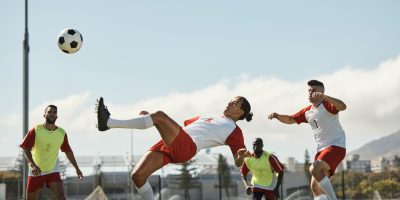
[393,155,400,173]
[372,179,400,199]
[175,160,200,200]
[218,154,232,198]
[331,169,400,199]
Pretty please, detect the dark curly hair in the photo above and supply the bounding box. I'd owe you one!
[237,96,253,122]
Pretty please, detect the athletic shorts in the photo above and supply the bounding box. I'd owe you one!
[252,187,276,200]
[149,128,197,166]
[26,172,62,193]
[315,145,346,177]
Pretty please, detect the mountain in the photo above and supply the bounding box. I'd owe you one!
[348,129,400,161]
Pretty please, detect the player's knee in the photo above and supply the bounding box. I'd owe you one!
[131,169,147,185]
[309,164,314,174]
[153,111,167,119]
[310,163,321,176]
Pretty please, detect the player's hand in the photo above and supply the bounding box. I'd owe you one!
[268,112,278,120]
[311,92,325,100]
[76,168,83,180]
[30,163,42,176]
[139,111,150,115]
[237,148,251,158]
[245,186,253,195]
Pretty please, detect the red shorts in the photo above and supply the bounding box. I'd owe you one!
[252,187,276,200]
[149,128,197,165]
[26,172,62,193]
[315,146,346,176]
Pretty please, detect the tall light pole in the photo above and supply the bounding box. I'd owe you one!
[22,0,30,198]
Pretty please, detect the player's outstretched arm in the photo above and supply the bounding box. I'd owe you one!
[234,148,250,167]
[268,112,296,124]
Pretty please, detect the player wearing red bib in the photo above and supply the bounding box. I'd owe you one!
[96,96,253,200]
[268,80,346,200]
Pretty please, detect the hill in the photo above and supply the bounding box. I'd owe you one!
[348,129,400,160]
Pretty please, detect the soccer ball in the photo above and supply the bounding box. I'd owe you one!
[57,28,83,54]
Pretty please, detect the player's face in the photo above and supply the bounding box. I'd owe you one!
[252,141,263,154]
[223,97,244,119]
[308,86,324,103]
[44,107,58,124]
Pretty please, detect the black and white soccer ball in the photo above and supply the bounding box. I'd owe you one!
[57,28,83,54]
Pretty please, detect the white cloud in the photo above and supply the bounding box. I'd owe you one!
[2,56,400,162]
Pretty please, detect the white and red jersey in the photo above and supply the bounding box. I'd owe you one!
[183,115,245,156]
[291,101,346,152]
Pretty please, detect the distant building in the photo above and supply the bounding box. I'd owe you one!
[371,157,390,173]
[347,154,371,173]
[286,157,296,172]
[285,157,306,173]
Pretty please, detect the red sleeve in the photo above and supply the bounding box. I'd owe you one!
[60,133,72,152]
[269,154,284,173]
[322,101,339,114]
[184,116,200,126]
[290,105,312,124]
[225,127,246,156]
[240,162,249,176]
[20,128,36,149]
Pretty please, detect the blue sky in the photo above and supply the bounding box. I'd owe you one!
[1,1,400,163]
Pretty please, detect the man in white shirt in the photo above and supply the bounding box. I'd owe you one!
[268,80,346,200]
[96,96,253,200]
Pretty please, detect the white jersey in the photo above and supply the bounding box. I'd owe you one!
[292,101,346,152]
[182,115,245,155]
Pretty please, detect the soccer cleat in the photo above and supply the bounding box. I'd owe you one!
[96,97,110,131]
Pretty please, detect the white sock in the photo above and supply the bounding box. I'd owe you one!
[107,115,154,129]
[136,181,154,200]
[318,176,337,200]
[314,194,328,200]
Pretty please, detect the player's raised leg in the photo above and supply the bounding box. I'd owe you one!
[147,110,181,145]
[96,97,154,131]
[96,97,181,145]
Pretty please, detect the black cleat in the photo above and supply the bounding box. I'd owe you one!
[96,97,110,131]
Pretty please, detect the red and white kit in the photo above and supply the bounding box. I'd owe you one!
[291,101,346,152]
[291,100,346,175]
[183,115,245,155]
[150,115,245,165]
